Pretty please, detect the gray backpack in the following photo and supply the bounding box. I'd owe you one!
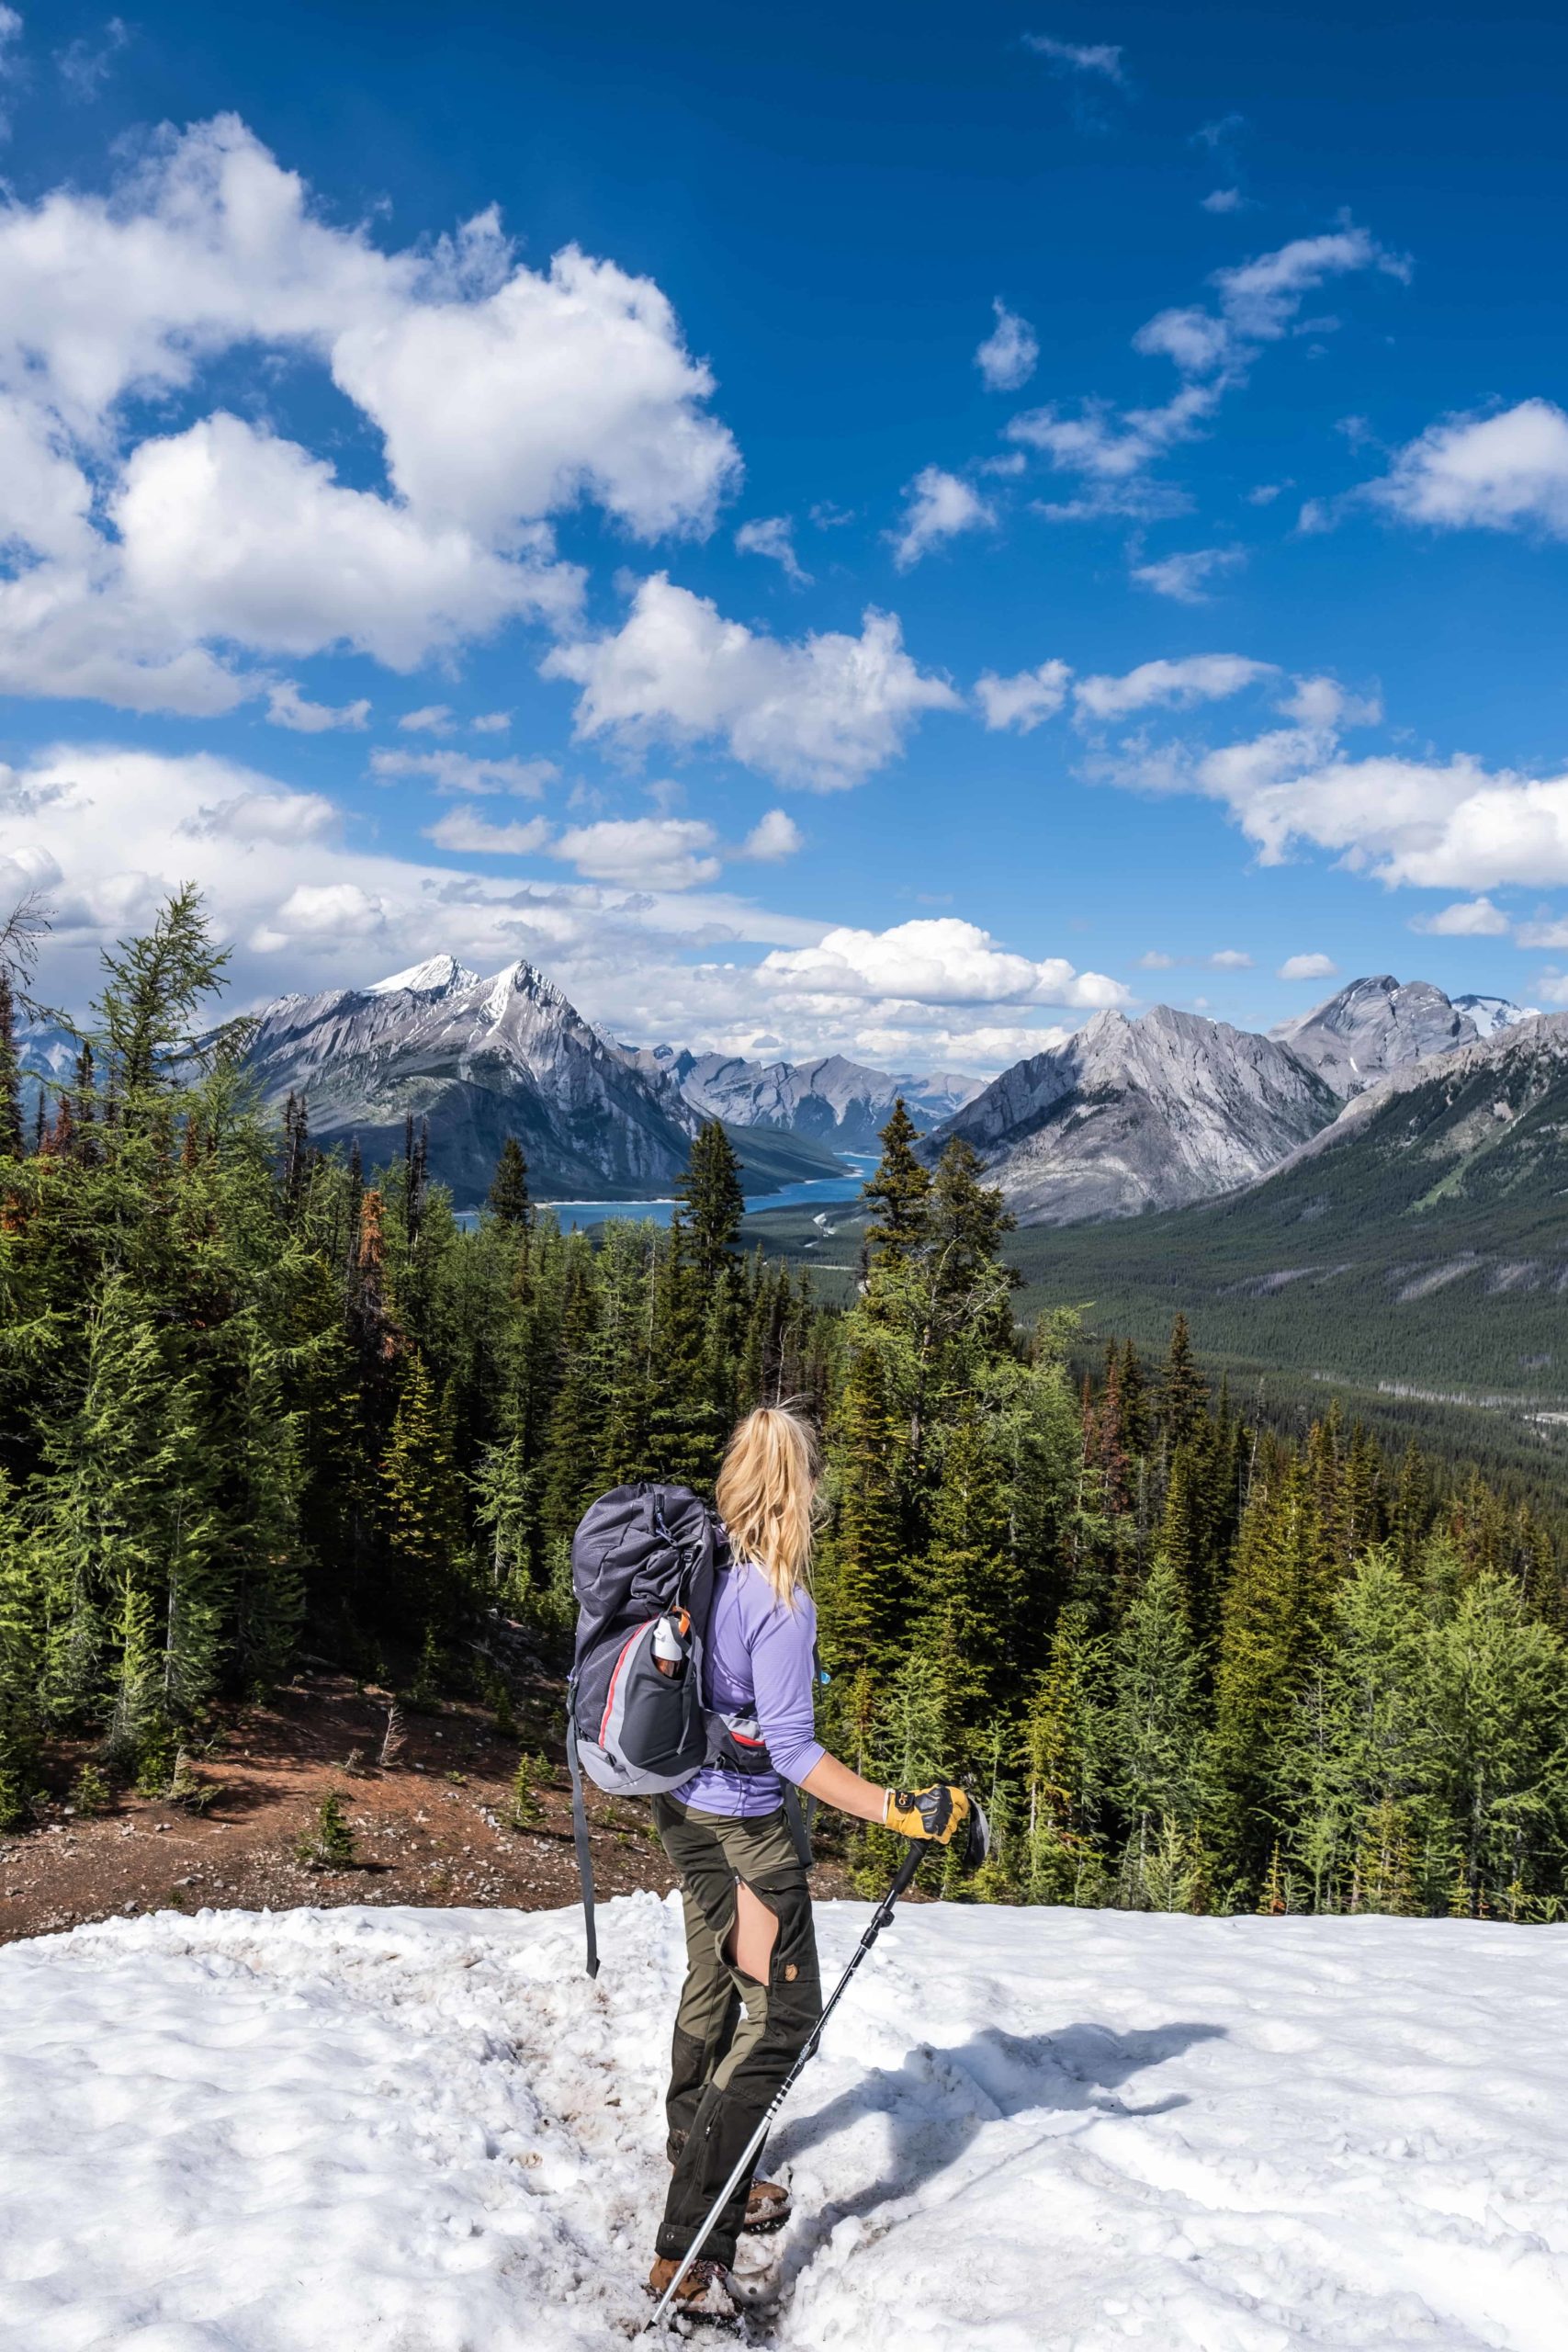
[564,1481,784,1975]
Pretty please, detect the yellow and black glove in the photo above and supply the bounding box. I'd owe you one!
[884,1783,971,1845]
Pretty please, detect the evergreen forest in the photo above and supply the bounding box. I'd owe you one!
[3,893,1567,1924]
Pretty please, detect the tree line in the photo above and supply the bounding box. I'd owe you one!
[2,893,1564,1924]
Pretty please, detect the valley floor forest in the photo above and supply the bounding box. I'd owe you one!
[3,891,1567,1925]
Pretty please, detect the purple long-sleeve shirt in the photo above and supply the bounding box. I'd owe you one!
[673,1561,826,1817]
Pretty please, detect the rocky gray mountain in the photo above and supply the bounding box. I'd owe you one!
[241,954,697,1205]
[1270,976,1529,1097]
[921,1004,1343,1225]
[1267,1005,1568,1186]
[618,1046,981,1148]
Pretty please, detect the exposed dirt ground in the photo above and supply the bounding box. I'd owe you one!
[0,1671,857,1946]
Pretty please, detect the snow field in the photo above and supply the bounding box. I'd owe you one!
[3,1894,1568,2349]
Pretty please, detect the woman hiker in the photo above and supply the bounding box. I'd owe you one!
[646,1402,973,2319]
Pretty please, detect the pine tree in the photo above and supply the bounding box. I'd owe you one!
[1111,1551,1210,1903]
[0,975,23,1161]
[675,1122,745,1291]
[863,1100,931,1274]
[1424,1574,1568,1912]
[1159,1315,1207,1453]
[379,1351,465,1634]
[821,1323,906,1675]
[488,1136,532,1228]
[1025,1602,1110,1904]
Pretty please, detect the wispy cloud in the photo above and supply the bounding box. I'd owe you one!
[56,15,129,101]
[735,514,811,584]
[1131,545,1245,602]
[1010,225,1409,515]
[1022,32,1125,82]
[266,681,371,734]
[370,748,558,797]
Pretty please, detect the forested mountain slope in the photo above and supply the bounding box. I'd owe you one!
[1007,1011,1568,1408]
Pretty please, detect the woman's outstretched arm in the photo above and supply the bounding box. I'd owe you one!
[799,1749,886,1824]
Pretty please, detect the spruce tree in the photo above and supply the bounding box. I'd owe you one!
[379,1351,465,1634]
[675,1121,745,1291]
[1112,1551,1209,1899]
[863,1100,931,1273]
[488,1136,532,1228]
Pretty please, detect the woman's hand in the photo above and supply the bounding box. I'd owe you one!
[883,1784,972,1845]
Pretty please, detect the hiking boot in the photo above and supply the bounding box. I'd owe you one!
[742,2177,791,2233]
[646,2257,737,2320]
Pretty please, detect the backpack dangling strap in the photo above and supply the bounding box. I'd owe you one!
[782,1782,814,1873]
[565,1707,600,1979]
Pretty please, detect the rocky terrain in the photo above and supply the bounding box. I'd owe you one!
[921,1003,1343,1223]
[1271,974,1530,1096]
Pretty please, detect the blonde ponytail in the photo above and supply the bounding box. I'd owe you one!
[714,1405,819,1604]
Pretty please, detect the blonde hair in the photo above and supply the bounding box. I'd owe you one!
[715,1405,819,1605]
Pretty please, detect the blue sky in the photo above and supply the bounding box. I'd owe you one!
[3,0,1567,1069]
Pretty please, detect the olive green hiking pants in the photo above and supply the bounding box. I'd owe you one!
[652,1794,822,2269]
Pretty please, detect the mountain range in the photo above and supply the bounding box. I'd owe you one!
[14,955,1540,1233]
[922,975,1535,1226]
[619,1044,978,1148]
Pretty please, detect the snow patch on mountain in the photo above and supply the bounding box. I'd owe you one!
[4,1896,1566,2351]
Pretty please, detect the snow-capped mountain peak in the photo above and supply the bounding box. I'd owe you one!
[1451,991,1536,1038]
[367,953,478,999]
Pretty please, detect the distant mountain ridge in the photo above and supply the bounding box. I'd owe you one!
[620,1045,980,1148]
[1271,974,1534,1096]
[920,1004,1343,1223]
[919,976,1532,1228]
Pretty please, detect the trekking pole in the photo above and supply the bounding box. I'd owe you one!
[645,1838,925,2333]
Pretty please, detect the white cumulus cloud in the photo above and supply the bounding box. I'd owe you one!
[0,115,739,716]
[976,659,1073,733]
[740,808,803,861]
[976,300,1039,393]
[553,816,722,890]
[540,573,959,789]
[1369,399,1568,537]
[759,917,1129,1009]
[1278,952,1337,980]
[1409,897,1511,937]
